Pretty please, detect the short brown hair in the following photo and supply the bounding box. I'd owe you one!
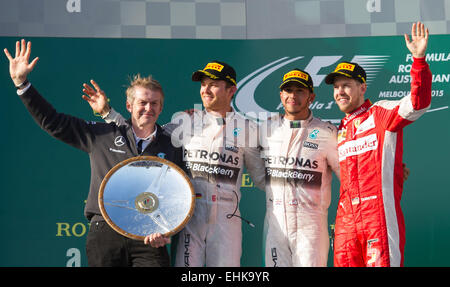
[126,74,164,106]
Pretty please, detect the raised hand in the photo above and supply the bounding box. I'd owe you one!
[82,79,110,116]
[4,39,39,86]
[404,21,429,58]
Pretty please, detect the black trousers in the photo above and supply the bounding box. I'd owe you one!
[86,221,170,267]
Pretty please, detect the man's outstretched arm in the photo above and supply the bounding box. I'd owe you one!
[4,39,96,152]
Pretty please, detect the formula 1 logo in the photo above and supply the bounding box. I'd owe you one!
[233,55,389,123]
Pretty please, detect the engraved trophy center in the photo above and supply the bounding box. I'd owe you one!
[135,192,158,213]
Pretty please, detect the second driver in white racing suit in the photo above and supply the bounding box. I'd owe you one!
[260,69,340,267]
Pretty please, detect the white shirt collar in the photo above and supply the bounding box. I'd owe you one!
[132,126,157,144]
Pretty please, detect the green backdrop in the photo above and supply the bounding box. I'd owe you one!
[0,35,448,266]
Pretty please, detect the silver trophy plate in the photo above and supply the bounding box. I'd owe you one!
[99,156,194,240]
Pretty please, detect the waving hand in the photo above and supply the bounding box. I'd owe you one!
[4,39,39,86]
[404,21,429,58]
[82,79,111,117]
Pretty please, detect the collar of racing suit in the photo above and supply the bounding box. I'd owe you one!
[340,99,372,127]
[203,108,236,126]
[280,110,314,129]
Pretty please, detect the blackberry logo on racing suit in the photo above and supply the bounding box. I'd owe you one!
[185,162,241,185]
[265,167,322,188]
[184,149,241,185]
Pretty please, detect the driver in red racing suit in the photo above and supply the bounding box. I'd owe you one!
[325,22,432,267]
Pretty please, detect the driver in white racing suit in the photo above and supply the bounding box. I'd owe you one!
[260,69,340,266]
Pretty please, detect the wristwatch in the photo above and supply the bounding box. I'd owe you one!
[16,79,29,90]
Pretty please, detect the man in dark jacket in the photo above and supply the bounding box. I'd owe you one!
[4,39,184,267]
